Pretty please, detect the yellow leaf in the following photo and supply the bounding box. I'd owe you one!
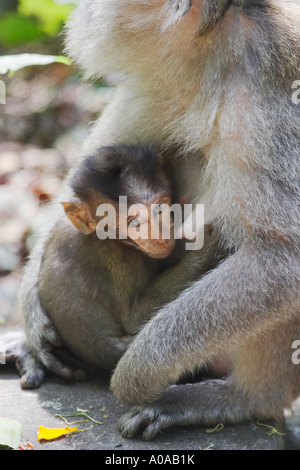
[37,425,79,442]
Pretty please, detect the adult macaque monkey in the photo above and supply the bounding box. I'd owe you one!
[64,0,300,439]
[18,0,300,439]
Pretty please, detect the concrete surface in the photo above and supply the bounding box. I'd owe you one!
[1,364,297,452]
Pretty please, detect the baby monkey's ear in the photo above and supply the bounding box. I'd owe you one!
[61,202,97,235]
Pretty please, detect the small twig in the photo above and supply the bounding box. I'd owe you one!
[256,421,286,436]
[55,410,103,426]
[55,414,90,426]
[78,425,93,432]
[203,444,215,450]
[205,423,224,434]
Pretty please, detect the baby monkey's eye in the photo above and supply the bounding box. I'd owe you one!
[153,203,169,216]
[129,218,141,228]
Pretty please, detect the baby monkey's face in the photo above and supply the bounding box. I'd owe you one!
[118,195,175,259]
[64,144,176,259]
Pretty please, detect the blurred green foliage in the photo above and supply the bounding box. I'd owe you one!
[0,53,71,75]
[0,0,74,48]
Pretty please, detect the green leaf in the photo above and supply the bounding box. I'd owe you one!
[0,13,44,47]
[0,53,72,75]
[0,418,22,450]
[18,0,74,36]
[54,55,72,66]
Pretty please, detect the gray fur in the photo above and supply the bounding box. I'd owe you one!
[16,0,300,437]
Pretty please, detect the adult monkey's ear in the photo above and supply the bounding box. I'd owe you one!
[163,1,231,33]
[163,0,193,30]
[172,0,193,17]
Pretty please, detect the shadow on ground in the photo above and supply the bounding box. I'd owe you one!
[1,363,296,451]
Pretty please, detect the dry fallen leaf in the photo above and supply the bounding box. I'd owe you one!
[37,425,79,442]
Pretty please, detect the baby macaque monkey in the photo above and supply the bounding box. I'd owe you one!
[37,144,174,373]
[21,144,217,387]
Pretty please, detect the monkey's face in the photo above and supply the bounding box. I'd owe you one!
[120,196,175,259]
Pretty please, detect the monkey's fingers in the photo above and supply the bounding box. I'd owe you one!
[118,407,146,439]
[19,362,45,390]
[38,349,74,381]
[52,347,89,382]
[119,404,177,441]
[14,349,45,389]
[38,348,88,382]
[119,385,199,441]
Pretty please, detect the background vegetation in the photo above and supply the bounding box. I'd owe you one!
[0,0,112,325]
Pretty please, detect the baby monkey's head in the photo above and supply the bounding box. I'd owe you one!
[62,144,175,259]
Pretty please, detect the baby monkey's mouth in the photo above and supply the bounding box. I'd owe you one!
[139,239,176,259]
[122,237,175,259]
